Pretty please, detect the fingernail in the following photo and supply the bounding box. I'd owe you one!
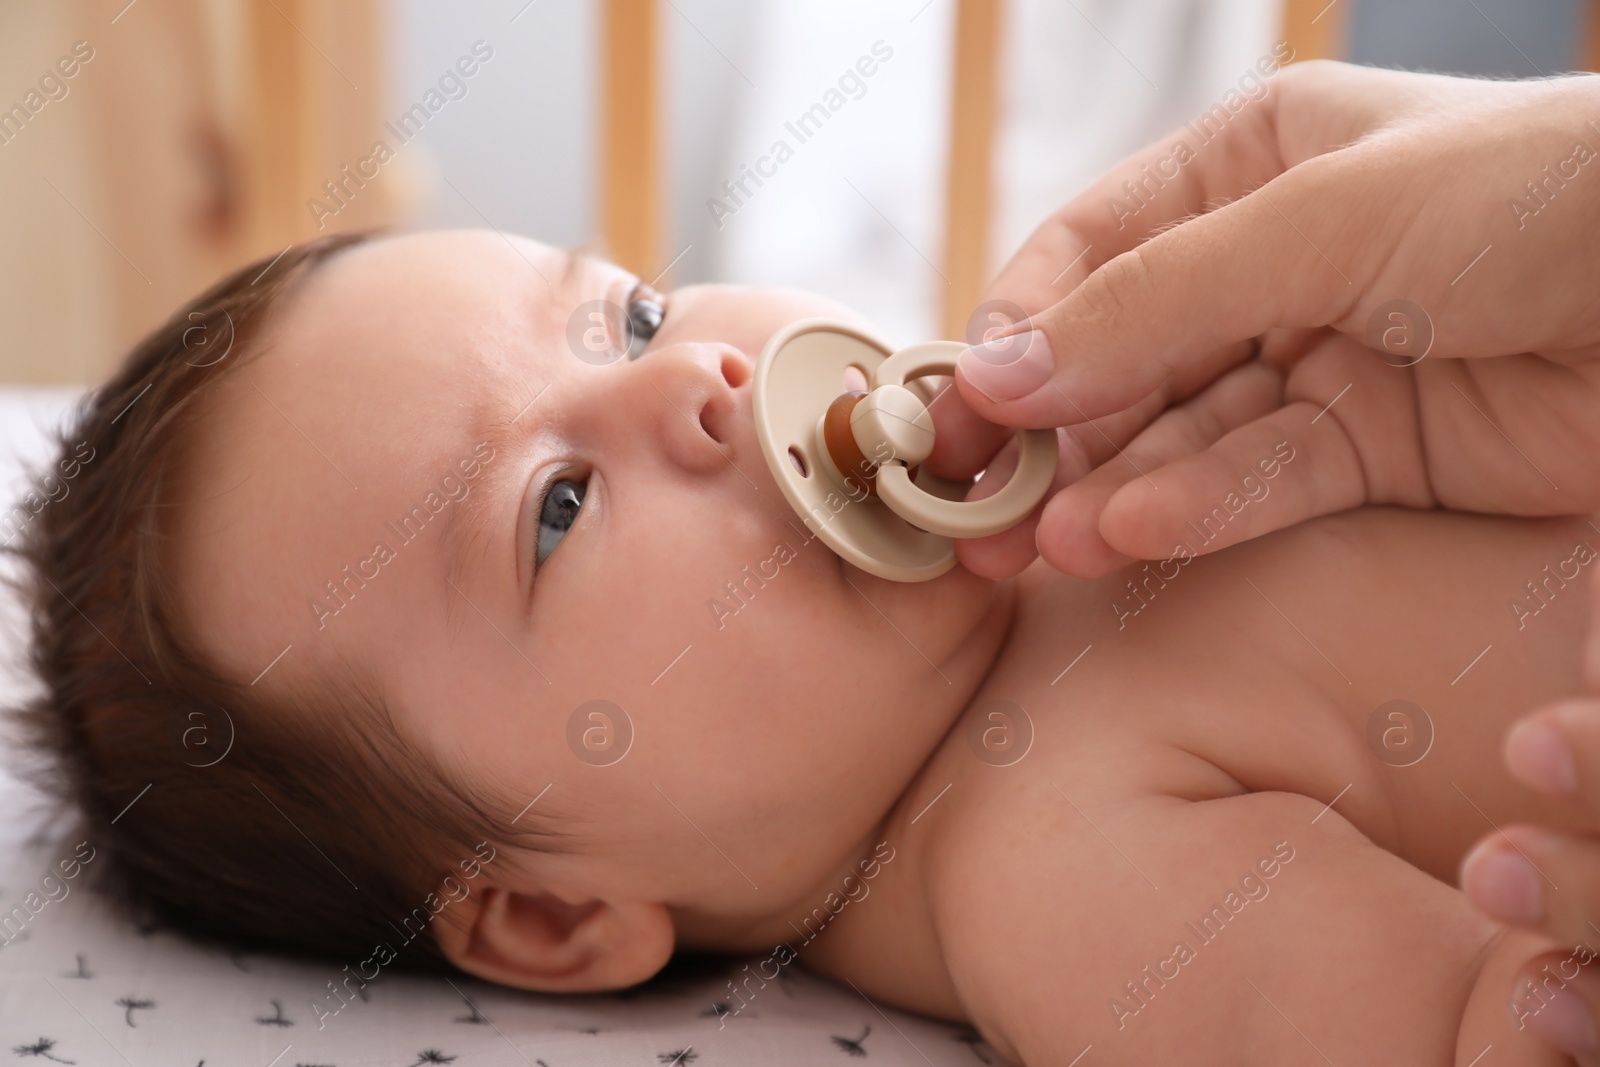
[1508,719,1579,795]
[958,329,1054,402]
[1461,842,1543,925]
[1523,986,1598,1055]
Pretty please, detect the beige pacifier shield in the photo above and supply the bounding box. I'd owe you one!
[753,320,958,582]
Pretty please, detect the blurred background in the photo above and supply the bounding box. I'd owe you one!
[0,0,1595,386]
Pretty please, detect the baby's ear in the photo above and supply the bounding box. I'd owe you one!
[432,881,674,993]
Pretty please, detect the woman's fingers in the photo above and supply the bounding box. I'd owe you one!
[1082,331,1433,561]
[977,74,1288,316]
[1095,398,1360,561]
[955,63,1444,425]
[1501,575,1600,799]
[951,437,1038,579]
[929,333,1262,483]
[949,391,1173,578]
[953,157,1366,432]
[1503,946,1600,1065]
[1033,360,1286,578]
[925,376,1012,480]
[948,369,1248,576]
[1476,578,1600,1062]
[1476,573,1600,1063]
[950,79,1291,486]
[955,63,1593,437]
[950,57,1312,430]
[976,56,1440,320]
[954,359,1286,579]
[1463,826,1600,975]
[1505,700,1600,805]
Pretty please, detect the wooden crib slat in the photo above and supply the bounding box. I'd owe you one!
[600,0,662,279]
[249,0,312,244]
[1584,0,1600,70]
[1280,0,1348,63]
[940,0,1003,341]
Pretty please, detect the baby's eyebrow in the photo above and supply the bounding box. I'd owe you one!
[558,245,588,283]
[556,245,635,302]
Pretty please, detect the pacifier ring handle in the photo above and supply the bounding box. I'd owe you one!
[863,342,1058,540]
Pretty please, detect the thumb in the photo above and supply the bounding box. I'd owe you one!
[954,159,1365,429]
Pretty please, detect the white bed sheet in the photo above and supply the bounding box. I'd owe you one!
[0,388,996,1067]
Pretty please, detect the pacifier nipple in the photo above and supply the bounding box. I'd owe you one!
[752,319,1059,583]
[818,385,934,499]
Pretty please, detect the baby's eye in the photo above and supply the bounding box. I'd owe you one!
[537,477,587,565]
[626,283,666,360]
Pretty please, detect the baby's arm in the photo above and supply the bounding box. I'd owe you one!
[930,781,1570,1066]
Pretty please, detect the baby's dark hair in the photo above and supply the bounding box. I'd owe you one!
[4,233,537,970]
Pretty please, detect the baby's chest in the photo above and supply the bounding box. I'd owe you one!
[924,511,1585,895]
[900,647,1401,1065]
[932,592,1370,818]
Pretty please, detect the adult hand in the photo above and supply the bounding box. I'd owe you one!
[928,60,1600,579]
[1461,571,1600,1063]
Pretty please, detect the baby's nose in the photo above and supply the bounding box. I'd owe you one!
[631,341,750,473]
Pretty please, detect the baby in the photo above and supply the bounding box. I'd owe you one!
[11,228,1597,1065]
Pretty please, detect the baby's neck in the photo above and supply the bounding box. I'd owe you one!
[694,574,1025,1022]
[770,821,968,1019]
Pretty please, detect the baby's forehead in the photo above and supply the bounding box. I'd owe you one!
[242,233,604,426]
[168,231,573,690]
[298,231,573,332]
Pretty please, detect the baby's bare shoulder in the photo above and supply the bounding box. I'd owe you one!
[918,776,1553,1066]
[897,506,1593,1064]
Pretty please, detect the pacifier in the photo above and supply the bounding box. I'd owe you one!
[752,319,1058,582]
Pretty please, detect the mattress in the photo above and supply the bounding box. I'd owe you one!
[0,388,996,1066]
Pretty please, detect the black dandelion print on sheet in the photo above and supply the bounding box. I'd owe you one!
[12,1038,74,1064]
[115,997,154,1027]
[255,1000,293,1027]
[452,995,487,1025]
[405,1053,456,1067]
[59,955,90,980]
[657,1049,697,1066]
[832,1025,871,1057]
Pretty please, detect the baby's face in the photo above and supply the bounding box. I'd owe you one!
[173,230,1010,949]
